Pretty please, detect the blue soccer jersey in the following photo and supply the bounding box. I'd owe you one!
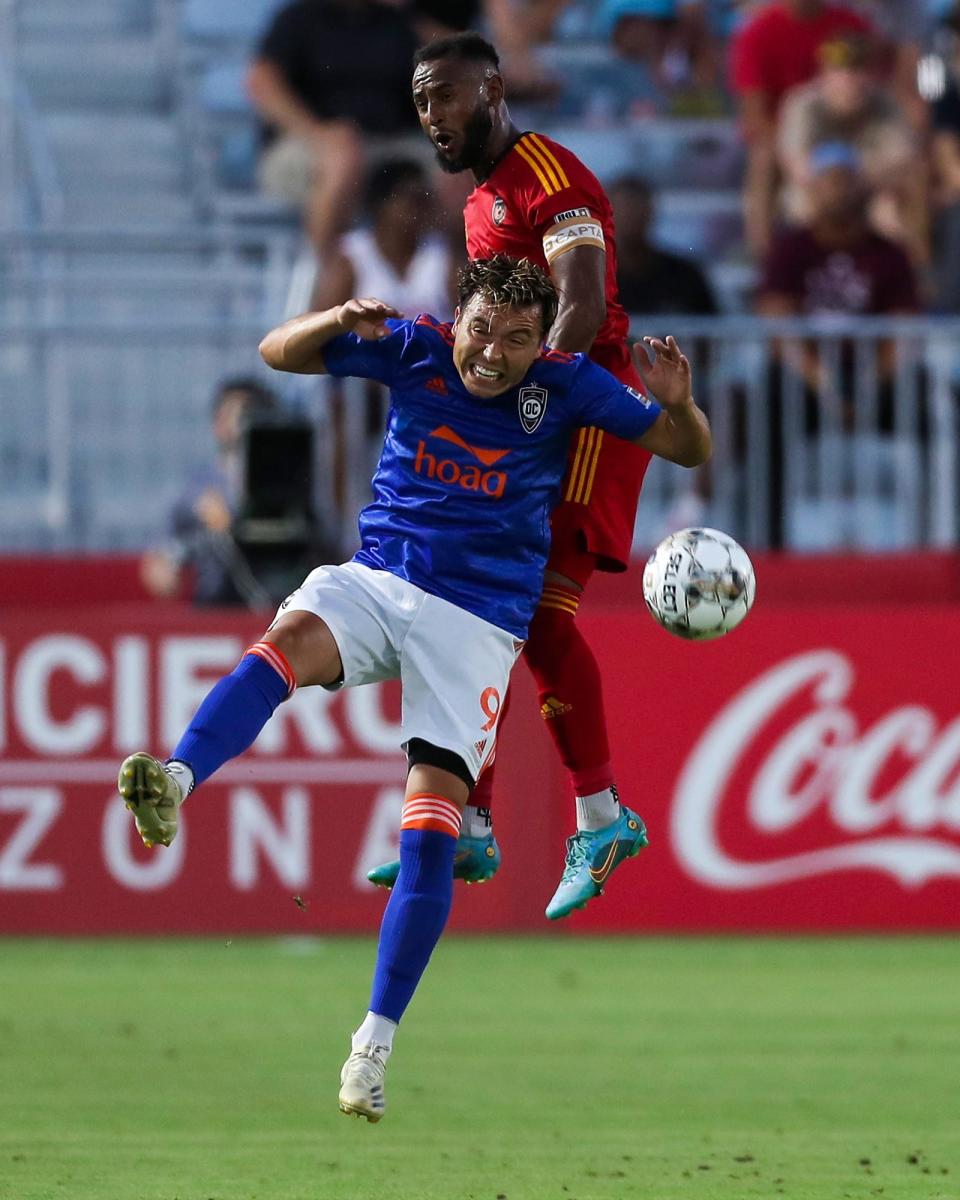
[321,316,661,638]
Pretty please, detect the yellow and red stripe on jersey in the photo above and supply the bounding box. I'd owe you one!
[513,133,571,197]
[539,583,581,616]
[246,641,297,695]
[401,793,462,838]
[564,427,605,505]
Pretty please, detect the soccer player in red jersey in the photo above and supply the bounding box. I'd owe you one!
[368,31,659,919]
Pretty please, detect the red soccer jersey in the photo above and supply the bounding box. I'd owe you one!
[464,131,630,359]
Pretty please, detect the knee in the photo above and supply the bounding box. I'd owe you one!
[263,611,342,688]
[526,599,580,669]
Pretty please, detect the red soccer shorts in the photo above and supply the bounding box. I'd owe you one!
[547,339,653,585]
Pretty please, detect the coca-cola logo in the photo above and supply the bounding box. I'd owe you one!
[672,650,960,889]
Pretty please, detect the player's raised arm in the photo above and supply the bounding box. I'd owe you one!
[259,298,401,374]
[633,336,712,468]
[545,244,607,353]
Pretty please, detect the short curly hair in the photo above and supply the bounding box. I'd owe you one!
[456,255,559,335]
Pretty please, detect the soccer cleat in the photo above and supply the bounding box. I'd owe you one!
[338,1045,388,1122]
[117,752,183,848]
[366,832,501,889]
[545,805,648,921]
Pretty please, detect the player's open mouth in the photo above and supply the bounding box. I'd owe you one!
[434,131,456,151]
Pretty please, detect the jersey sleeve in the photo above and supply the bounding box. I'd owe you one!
[571,357,662,442]
[319,318,413,385]
[511,135,609,267]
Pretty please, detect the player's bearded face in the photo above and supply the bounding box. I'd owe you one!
[412,61,496,174]
[433,104,493,174]
[453,298,543,397]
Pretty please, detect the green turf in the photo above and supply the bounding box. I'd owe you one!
[0,937,957,1200]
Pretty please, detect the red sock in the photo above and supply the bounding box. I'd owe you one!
[525,584,614,794]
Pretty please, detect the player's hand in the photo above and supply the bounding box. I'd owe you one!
[336,298,402,341]
[633,336,692,411]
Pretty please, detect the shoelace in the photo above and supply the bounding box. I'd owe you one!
[346,1045,387,1085]
[558,833,589,883]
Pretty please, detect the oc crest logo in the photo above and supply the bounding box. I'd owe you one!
[491,196,506,226]
[518,385,548,434]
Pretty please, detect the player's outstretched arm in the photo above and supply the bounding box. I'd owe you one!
[259,298,401,374]
[633,335,712,468]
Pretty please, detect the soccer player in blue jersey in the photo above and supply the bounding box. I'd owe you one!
[117,256,710,1123]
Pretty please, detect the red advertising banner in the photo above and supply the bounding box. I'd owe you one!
[579,604,960,931]
[2,588,960,932]
[0,607,556,934]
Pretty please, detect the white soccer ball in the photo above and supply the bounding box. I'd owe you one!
[642,527,756,641]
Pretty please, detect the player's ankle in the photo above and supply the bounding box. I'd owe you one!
[352,1011,396,1058]
[164,760,194,803]
[462,804,493,839]
[575,786,620,832]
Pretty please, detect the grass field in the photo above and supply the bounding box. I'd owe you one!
[0,937,957,1200]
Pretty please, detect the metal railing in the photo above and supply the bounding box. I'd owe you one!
[632,316,958,552]
[0,229,298,551]
[331,316,960,556]
[0,313,957,555]
[0,42,66,229]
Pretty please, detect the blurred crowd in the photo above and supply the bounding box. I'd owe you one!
[146,0,960,595]
[239,0,960,321]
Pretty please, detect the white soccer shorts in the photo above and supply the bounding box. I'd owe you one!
[274,561,521,781]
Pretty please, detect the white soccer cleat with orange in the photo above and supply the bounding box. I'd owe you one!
[338,1045,388,1122]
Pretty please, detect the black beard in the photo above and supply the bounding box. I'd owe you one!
[434,106,494,174]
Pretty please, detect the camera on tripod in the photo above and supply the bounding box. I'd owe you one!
[232,413,332,603]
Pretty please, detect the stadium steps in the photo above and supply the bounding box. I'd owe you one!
[44,114,185,190]
[16,0,153,37]
[181,0,281,47]
[41,112,193,226]
[17,0,195,227]
[19,38,171,112]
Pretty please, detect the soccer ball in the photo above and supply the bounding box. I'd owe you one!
[642,527,756,641]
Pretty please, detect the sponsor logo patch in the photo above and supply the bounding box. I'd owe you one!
[626,385,652,408]
[552,206,591,223]
[412,425,510,497]
[492,196,507,225]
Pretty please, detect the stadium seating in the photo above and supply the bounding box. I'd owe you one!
[181,0,281,48]
[5,0,952,555]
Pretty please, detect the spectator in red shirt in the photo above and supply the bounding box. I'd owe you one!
[730,0,873,258]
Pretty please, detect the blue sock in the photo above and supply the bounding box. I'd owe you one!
[369,828,456,1024]
[169,648,292,789]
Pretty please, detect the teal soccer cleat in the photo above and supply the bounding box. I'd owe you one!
[367,832,501,889]
[545,805,648,920]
